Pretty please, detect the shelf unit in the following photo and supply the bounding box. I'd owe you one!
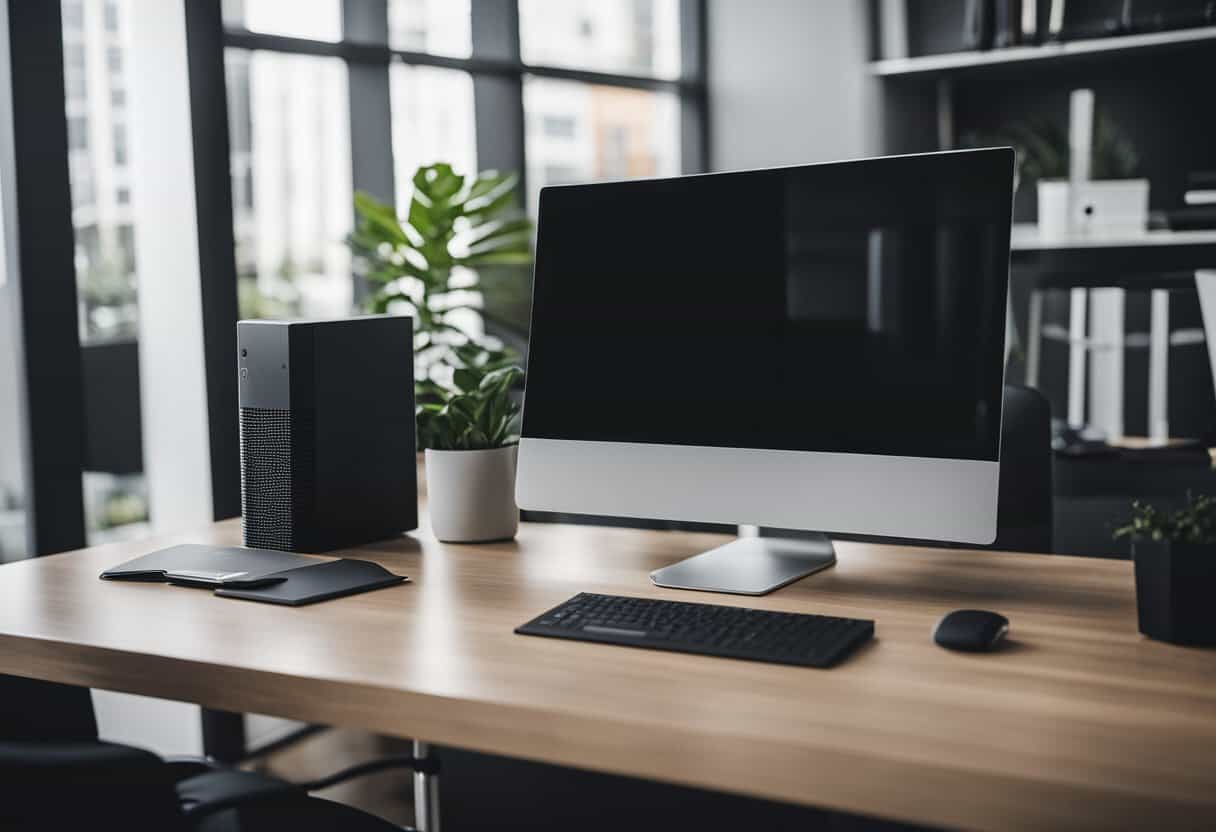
[869,7,1216,440]
[1011,224,1216,252]
[872,25,1216,78]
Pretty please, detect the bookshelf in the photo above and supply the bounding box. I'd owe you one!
[872,25,1216,78]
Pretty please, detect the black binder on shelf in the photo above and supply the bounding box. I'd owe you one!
[101,544,407,606]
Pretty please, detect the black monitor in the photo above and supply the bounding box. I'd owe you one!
[517,149,1014,594]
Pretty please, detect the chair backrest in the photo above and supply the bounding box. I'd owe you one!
[0,739,187,830]
[0,674,98,741]
[993,384,1054,553]
[0,674,188,829]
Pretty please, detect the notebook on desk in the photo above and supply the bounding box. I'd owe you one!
[101,544,407,605]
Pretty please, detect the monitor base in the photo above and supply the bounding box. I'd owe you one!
[649,534,836,596]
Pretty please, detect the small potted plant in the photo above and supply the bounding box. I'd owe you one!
[1114,494,1216,646]
[416,363,523,543]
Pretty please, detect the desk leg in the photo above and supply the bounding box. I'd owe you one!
[201,708,245,763]
[414,740,441,832]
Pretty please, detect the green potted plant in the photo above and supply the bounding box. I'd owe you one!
[348,163,531,531]
[348,163,531,392]
[416,363,523,543]
[1114,494,1216,646]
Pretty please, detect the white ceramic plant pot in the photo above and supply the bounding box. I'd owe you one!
[1037,178,1149,238]
[425,445,519,543]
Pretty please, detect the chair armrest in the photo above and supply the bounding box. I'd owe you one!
[176,769,304,820]
[162,754,223,782]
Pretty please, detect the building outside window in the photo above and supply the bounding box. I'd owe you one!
[224,49,353,320]
[60,0,148,545]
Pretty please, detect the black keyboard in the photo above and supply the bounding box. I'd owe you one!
[516,593,874,668]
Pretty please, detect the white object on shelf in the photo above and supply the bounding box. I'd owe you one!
[1069,89,1094,185]
[879,0,908,60]
[1185,190,1216,206]
[1037,179,1150,239]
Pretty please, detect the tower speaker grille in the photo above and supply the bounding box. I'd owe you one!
[240,407,314,551]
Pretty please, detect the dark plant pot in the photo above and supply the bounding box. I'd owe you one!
[1132,539,1216,646]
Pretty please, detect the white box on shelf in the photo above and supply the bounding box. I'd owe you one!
[1037,179,1150,238]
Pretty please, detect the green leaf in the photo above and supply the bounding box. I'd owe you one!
[461,174,519,218]
[460,251,533,267]
[464,217,533,247]
[452,367,480,393]
[429,169,465,203]
[354,191,409,246]
[464,171,508,201]
[407,196,438,241]
[479,365,523,394]
[464,233,531,259]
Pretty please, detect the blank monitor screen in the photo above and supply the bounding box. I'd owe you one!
[522,149,1014,463]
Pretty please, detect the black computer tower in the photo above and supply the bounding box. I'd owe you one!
[237,316,417,553]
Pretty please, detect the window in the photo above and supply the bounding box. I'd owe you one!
[0,170,28,562]
[60,0,148,544]
[519,0,681,79]
[225,50,353,320]
[542,115,576,139]
[388,0,471,57]
[223,0,342,42]
[220,1,704,329]
[390,64,476,211]
[113,123,127,166]
[67,115,88,150]
[62,0,84,31]
[104,1,120,33]
[524,77,680,211]
[64,43,87,99]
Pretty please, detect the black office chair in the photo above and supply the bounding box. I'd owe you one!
[992,384,1054,553]
[0,674,416,831]
[762,384,1055,553]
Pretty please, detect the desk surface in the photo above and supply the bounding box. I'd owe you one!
[1,518,1215,831]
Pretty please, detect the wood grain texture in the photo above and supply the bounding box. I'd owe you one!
[1,514,1214,831]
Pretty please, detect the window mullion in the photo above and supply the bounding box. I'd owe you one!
[342,0,393,311]
[679,0,709,174]
[470,1,525,198]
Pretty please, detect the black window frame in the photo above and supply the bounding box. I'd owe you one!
[219,0,710,209]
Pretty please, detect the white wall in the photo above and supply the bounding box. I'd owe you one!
[128,0,214,537]
[707,0,879,171]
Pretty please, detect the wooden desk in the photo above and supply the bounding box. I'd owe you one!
[1,518,1215,831]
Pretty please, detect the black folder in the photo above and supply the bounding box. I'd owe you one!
[216,558,407,606]
[101,544,407,606]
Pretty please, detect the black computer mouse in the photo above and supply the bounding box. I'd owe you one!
[933,610,1009,652]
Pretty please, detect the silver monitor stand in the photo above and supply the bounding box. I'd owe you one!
[649,532,836,596]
